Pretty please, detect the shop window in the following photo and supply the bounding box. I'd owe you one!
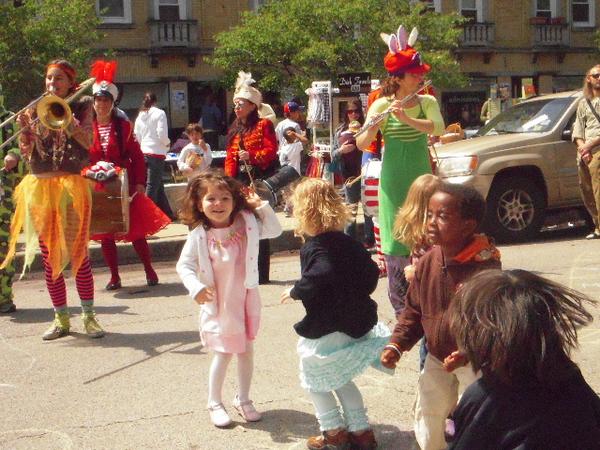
[572,0,595,27]
[97,0,132,24]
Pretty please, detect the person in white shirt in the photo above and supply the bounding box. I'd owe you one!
[275,101,308,175]
[134,92,174,218]
[177,123,213,181]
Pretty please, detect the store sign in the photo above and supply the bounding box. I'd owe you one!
[337,72,371,94]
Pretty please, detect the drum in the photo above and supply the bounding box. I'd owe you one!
[361,159,381,218]
[254,165,301,207]
[89,169,130,235]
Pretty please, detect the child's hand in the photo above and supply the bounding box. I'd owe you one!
[443,350,467,372]
[194,287,215,305]
[245,190,263,209]
[404,264,416,283]
[280,287,293,304]
[380,344,402,369]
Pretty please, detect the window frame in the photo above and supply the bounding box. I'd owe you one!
[96,0,132,24]
[153,0,187,20]
[571,0,595,27]
[459,0,483,22]
[534,0,557,18]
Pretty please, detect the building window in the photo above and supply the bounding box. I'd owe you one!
[572,0,595,27]
[409,0,441,13]
[96,0,132,24]
[534,0,557,18]
[460,0,483,22]
[250,0,266,11]
[154,0,187,20]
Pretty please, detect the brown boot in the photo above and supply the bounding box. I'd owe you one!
[349,429,377,449]
[307,429,350,449]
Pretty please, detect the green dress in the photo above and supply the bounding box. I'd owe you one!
[368,95,444,256]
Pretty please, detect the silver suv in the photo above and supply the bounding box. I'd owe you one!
[434,90,583,242]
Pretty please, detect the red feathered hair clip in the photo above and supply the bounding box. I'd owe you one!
[90,60,117,84]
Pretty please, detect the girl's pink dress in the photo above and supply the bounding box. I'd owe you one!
[201,216,260,354]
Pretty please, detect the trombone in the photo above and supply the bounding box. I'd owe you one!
[0,77,95,152]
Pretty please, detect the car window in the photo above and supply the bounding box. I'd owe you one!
[476,98,574,136]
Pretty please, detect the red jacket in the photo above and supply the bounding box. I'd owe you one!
[89,117,146,188]
[224,118,278,178]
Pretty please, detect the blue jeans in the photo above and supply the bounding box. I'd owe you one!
[343,180,361,240]
[383,254,410,315]
[145,156,174,219]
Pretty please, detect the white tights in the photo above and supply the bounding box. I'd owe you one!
[208,344,254,406]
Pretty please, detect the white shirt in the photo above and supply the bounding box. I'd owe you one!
[275,118,304,175]
[133,106,170,156]
[177,142,213,179]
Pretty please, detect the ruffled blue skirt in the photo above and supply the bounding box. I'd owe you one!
[297,322,394,393]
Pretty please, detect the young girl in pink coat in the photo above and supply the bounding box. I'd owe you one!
[176,170,281,428]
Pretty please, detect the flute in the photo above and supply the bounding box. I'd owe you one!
[354,80,432,138]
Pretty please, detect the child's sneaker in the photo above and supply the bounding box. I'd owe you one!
[349,429,377,449]
[307,429,350,449]
[207,403,232,427]
[232,395,262,422]
[82,313,105,338]
[42,311,70,341]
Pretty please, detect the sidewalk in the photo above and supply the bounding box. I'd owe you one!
[13,210,364,272]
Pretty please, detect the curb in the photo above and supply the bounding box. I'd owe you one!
[11,228,304,273]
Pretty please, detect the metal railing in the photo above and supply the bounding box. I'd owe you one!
[149,20,198,48]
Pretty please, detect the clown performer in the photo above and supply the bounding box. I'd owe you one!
[2,59,102,340]
[87,60,171,291]
[224,71,278,284]
[357,26,444,315]
[0,84,25,314]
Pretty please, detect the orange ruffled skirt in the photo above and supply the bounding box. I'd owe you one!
[1,173,91,281]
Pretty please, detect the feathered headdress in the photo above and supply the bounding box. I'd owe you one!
[380,26,430,76]
[233,71,262,107]
[91,60,119,101]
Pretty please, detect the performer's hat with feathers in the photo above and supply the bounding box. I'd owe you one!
[233,71,275,122]
[381,26,430,76]
[91,60,119,102]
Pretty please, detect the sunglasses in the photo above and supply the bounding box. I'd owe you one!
[347,109,360,114]
[233,100,248,109]
[589,73,600,79]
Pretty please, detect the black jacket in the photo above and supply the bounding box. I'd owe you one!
[290,231,379,339]
[449,365,600,450]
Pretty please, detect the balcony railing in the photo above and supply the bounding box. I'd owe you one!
[460,22,495,47]
[149,20,198,48]
[532,23,569,47]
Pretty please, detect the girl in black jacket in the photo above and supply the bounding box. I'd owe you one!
[280,178,393,450]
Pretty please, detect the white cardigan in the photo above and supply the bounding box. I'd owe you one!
[176,202,282,314]
[133,106,171,156]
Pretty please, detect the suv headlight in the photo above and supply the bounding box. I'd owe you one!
[435,156,478,177]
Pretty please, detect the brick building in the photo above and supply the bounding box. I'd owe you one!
[427,0,598,129]
[95,0,265,142]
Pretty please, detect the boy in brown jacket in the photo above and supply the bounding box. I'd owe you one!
[381,182,501,450]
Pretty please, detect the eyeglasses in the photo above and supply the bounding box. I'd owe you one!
[589,73,600,79]
[233,100,248,109]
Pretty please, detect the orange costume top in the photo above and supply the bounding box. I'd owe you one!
[224,118,278,178]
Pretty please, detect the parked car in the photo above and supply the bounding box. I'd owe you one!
[434,90,584,242]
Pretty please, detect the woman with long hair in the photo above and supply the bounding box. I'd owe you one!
[332,98,365,242]
[88,61,170,291]
[224,71,278,284]
[4,59,101,340]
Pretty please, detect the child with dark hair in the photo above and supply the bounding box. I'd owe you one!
[381,182,501,450]
[448,269,600,449]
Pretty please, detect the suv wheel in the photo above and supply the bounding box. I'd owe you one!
[484,177,546,242]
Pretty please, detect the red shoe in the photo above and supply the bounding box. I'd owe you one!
[349,429,377,449]
[307,429,350,449]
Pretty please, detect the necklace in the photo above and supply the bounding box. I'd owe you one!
[208,229,242,250]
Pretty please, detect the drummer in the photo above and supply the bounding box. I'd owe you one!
[224,71,278,284]
[88,61,171,291]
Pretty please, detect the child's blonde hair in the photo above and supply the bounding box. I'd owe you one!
[178,169,255,229]
[291,178,350,238]
[393,174,441,250]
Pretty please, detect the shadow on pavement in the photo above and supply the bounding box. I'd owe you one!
[111,282,188,299]
[6,305,134,324]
